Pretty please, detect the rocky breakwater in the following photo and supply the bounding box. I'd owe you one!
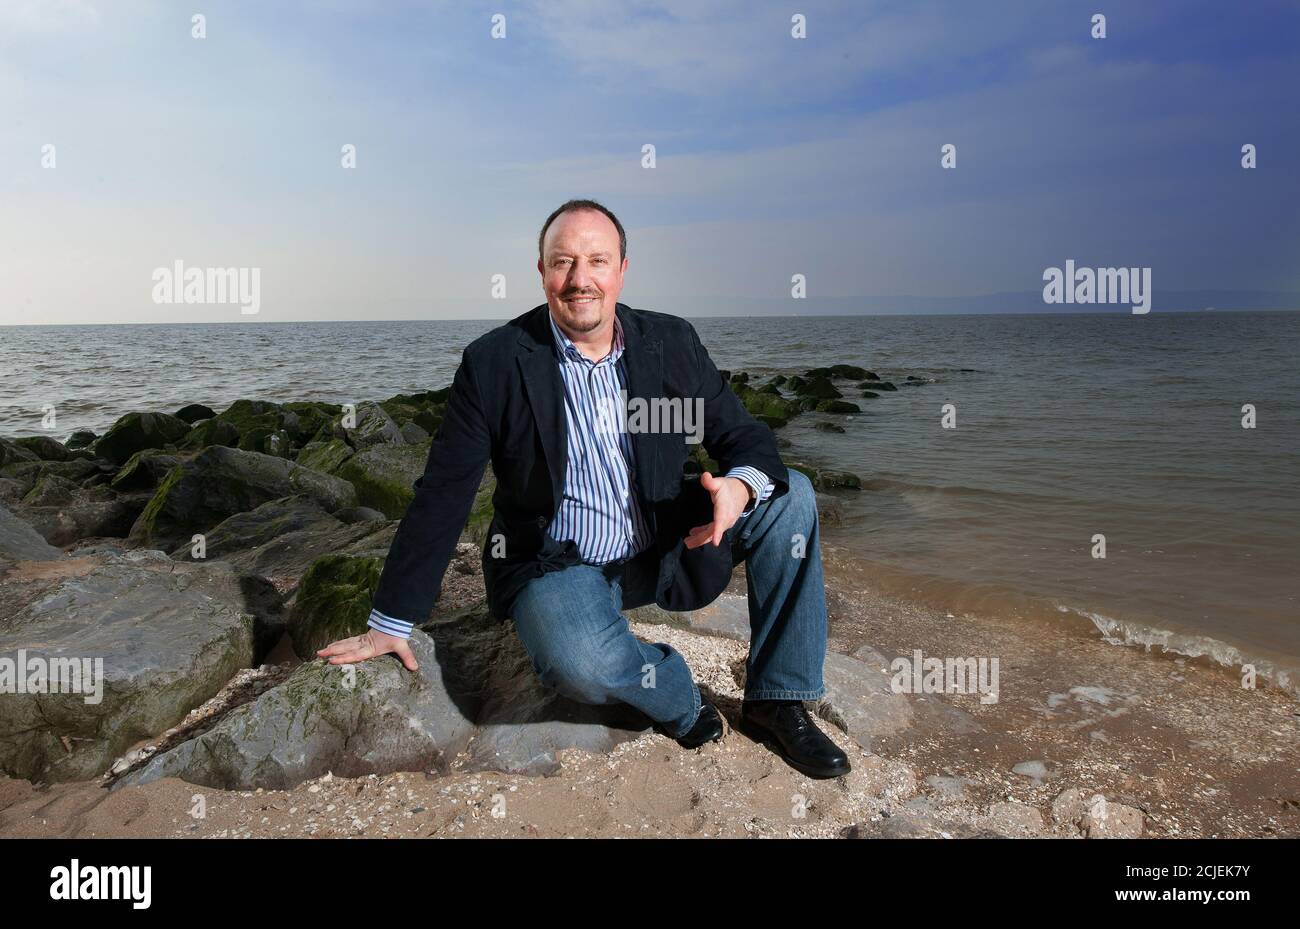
[1,364,883,792]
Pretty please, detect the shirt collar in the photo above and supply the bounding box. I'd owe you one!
[547,307,624,365]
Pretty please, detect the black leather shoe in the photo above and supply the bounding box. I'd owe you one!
[740,699,851,778]
[665,699,724,748]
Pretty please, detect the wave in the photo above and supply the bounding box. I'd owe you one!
[1069,606,1300,700]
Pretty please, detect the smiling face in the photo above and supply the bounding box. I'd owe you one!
[538,208,627,338]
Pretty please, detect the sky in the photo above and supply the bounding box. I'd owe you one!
[2,0,1298,325]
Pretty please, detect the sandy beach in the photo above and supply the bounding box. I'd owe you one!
[3,541,1294,840]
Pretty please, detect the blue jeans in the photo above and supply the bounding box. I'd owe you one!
[510,469,828,739]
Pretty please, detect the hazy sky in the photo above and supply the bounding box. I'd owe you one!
[2,0,1298,325]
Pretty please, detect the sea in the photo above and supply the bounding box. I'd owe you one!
[2,311,1297,694]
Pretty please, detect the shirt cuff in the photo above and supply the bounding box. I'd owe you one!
[725,466,774,517]
[368,608,414,639]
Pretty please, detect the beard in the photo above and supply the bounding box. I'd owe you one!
[556,295,603,331]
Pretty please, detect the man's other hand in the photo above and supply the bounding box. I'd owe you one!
[684,472,752,549]
[316,629,419,672]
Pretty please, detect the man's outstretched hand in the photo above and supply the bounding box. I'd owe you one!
[684,472,754,549]
[316,629,419,672]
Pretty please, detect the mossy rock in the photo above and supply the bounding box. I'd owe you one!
[335,441,432,518]
[815,469,861,491]
[814,422,846,433]
[12,435,71,461]
[297,438,354,474]
[860,390,881,399]
[829,364,870,380]
[757,383,780,395]
[793,376,841,400]
[733,385,800,426]
[174,403,216,424]
[129,446,358,551]
[804,367,833,379]
[874,381,898,391]
[90,411,191,465]
[178,417,241,451]
[65,430,98,450]
[815,400,860,414]
[281,402,342,443]
[111,449,181,492]
[288,554,384,659]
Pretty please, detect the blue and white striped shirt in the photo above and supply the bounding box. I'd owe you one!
[367,311,773,639]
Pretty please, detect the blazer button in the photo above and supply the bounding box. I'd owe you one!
[537,516,547,527]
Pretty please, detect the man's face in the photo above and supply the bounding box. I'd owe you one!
[538,209,627,335]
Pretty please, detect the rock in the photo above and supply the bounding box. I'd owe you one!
[874,381,898,391]
[335,400,403,449]
[109,450,181,492]
[21,472,87,507]
[680,593,750,641]
[169,495,385,582]
[1051,786,1090,828]
[0,457,106,498]
[177,417,241,451]
[400,421,430,444]
[829,364,870,380]
[814,469,861,491]
[0,503,63,561]
[1052,788,1144,837]
[0,439,39,468]
[0,550,285,783]
[296,438,353,474]
[17,487,153,547]
[979,801,1047,837]
[1084,797,1145,838]
[854,374,881,385]
[90,411,191,465]
[815,647,914,752]
[287,554,384,659]
[335,442,430,519]
[793,377,842,400]
[64,430,98,451]
[1011,760,1052,782]
[814,421,846,433]
[173,404,216,424]
[117,607,650,791]
[12,435,71,461]
[128,446,358,551]
[335,506,387,524]
[0,479,24,507]
[815,400,860,414]
[860,390,880,399]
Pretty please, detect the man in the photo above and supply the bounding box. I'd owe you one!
[318,199,849,779]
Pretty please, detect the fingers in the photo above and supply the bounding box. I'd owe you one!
[394,641,419,672]
[317,634,375,665]
[685,522,717,548]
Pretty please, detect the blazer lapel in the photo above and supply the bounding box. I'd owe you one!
[617,303,664,505]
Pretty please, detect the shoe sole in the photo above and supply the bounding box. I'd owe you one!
[737,715,852,779]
